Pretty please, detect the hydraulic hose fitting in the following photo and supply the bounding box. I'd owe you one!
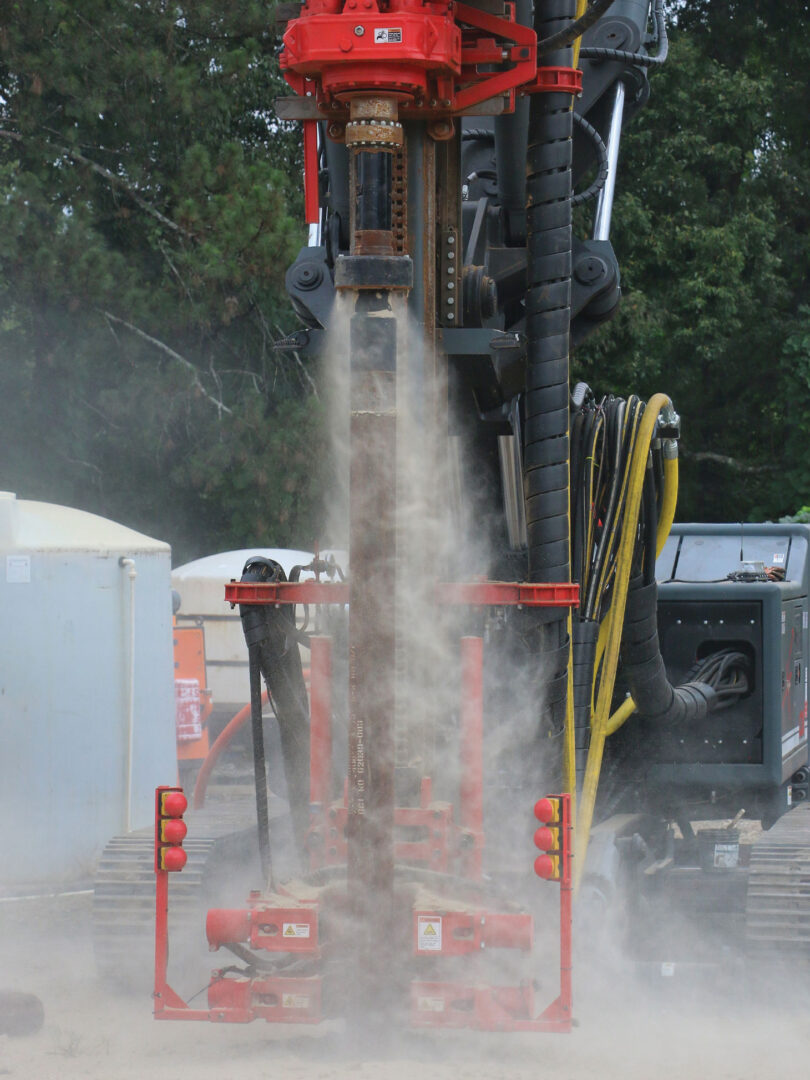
[658,399,680,442]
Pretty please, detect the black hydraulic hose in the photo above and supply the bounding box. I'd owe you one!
[579,0,668,66]
[572,619,599,786]
[621,574,716,724]
[238,557,311,866]
[571,112,608,207]
[538,0,616,56]
[584,398,625,619]
[248,643,275,890]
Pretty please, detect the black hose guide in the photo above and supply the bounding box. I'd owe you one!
[248,643,275,890]
[525,0,575,588]
[524,0,577,748]
[238,557,312,868]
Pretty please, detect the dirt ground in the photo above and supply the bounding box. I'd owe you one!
[0,891,807,1080]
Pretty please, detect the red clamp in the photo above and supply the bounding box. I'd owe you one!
[524,65,582,95]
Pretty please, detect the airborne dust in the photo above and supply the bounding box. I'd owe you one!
[2,301,809,1078]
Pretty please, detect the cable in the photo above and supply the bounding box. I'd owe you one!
[571,112,609,206]
[579,0,668,67]
[575,392,670,889]
[538,0,617,56]
[688,649,751,710]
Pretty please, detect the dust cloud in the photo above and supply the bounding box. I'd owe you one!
[2,297,808,1078]
[1,891,809,1079]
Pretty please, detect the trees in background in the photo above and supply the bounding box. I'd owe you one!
[576,4,810,521]
[0,1,325,562]
[0,3,807,562]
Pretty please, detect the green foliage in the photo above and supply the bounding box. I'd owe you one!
[575,12,806,522]
[0,1,320,562]
[781,507,810,525]
[0,2,806,558]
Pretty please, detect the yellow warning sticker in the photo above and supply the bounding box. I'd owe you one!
[417,996,445,1012]
[417,915,442,951]
[282,993,310,1009]
[282,922,311,938]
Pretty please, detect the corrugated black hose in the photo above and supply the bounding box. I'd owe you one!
[621,447,716,725]
[524,0,577,737]
[239,557,312,868]
[621,574,717,724]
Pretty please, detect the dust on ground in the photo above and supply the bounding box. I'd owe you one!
[0,891,807,1080]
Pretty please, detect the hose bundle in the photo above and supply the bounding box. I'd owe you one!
[688,648,751,711]
[568,391,729,882]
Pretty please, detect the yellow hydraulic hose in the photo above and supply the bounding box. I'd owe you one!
[584,441,677,762]
[575,392,672,890]
[656,450,678,559]
[564,609,577,820]
[573,0,589,67]
[605,694,636,736]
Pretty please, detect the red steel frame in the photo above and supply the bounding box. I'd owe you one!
[225,579,578,608]
[154,582,577,1027]
[154,630,574,1030]
[278,0,582,224]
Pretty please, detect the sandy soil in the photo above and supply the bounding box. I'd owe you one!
[0,891,807,1080]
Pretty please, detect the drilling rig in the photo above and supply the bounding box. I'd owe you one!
[143,0,810,1030]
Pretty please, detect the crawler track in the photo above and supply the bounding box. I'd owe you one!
[745,803,810,961]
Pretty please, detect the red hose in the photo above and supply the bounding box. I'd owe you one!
[192,692,269,809]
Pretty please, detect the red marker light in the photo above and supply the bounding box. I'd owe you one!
[534,825,559,851]
[534,853,560,880]
[160,791,188,818]
[534,797,559,824]
[160,846,188,872]
[160,818,187,845]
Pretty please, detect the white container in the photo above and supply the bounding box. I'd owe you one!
[0,493,176,890]
[171,549,315,713]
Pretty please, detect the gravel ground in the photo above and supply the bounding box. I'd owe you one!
[0,890,807,1080]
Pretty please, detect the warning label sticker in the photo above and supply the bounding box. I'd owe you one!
[282,993,310,1009]
[712,842,739,869]
[417,996,445,1012]
[374,27,403,42]
[282,922,311,938]
[417,915,442,951]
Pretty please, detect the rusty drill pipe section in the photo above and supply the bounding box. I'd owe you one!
[349,97,400,257]
[347,400,398,1026]
[345,92,410,1030]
